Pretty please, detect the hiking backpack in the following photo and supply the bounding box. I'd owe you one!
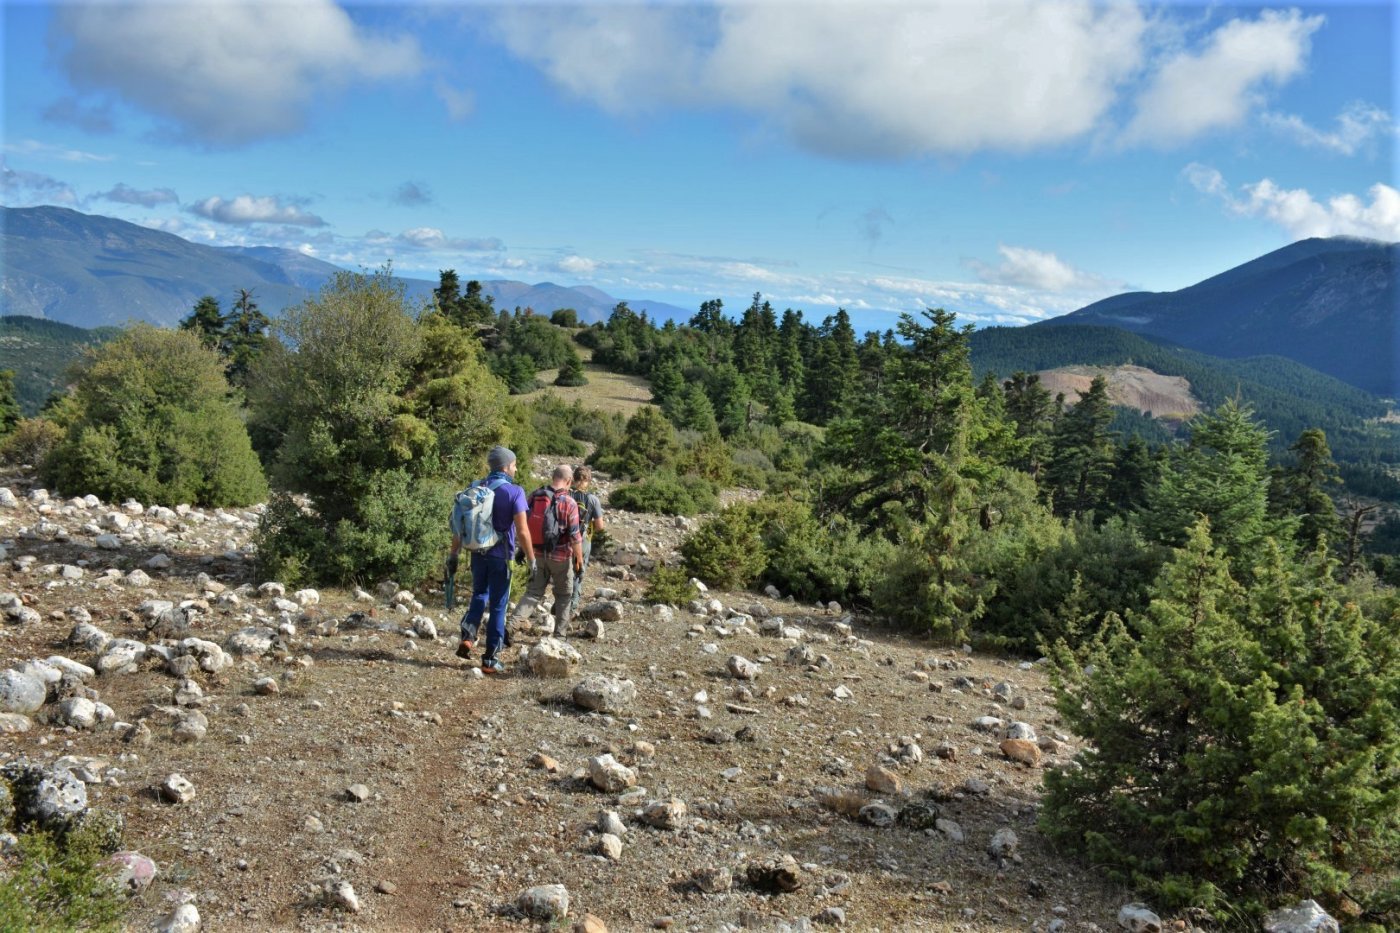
[526,487,572,553]
[451,477,508,552]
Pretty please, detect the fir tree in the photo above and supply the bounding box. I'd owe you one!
[1043,375,1116,518]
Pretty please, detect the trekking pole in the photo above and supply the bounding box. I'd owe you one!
[444,560,457,610]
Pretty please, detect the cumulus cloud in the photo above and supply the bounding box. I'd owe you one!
[48,0,422,146]
[1262,101,1395,155]
[96,183,178,207]
[0,160,78,206]
[396,227,502,252]
[1124,9,1322,147]
[190,195,326,227]
[393,181,432,207]
[490,1,1147,158]
[970,245,1106,292]
[1185,163,1400,241]
[557,255,599,276]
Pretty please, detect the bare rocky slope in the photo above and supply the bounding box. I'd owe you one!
[0,465,1206,933]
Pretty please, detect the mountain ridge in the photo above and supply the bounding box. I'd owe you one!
[1045,236,1398,397]
[0,205,692,328]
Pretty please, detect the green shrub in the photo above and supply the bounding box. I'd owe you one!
[550,308,579,327]
[554,353,588,387]
[0,829,126,933]
[593,406,676,479]
[41,325,267,507]
[975,516,1167,653]
[677,432,733,485]
[644,562,699,605]
[610,473,717,516]
[757,500,891,605]
[681,504,768,589]
[0,418,63,466]
[1042,522,1400,917]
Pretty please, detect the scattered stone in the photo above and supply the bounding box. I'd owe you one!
[106,850,157,893]
[726,655,760,680]
[580,600,624,622]
[988,827,1019,860]
[0,713,32,733]
[597,810,627,836]
[575,914,608,933]
[324,879,360,913]
[375,880,398,895]
[971,715,1004,732]
[345,784,370,803]
[1117,903,1164,933]
[171,711,208,744]
[693,865,733,894]
[518,884,570,921]
[253,677,279,696]
[587,754,637,793]
[595,832,623,860]
[858,802,898,828]
[865,764,903,795]
[0,669,47,714]
[898,802,941,830]
[1003,720,1037,741]
[154,903,201,933]
[530,752,561,773]
[160,774,196,804]
[1263,900,1339,933]
[746,854,802,893]
[225,627,275,657]
[936,818,964,843]
[999,738,1042,767]
[830,685,854,701]
[572,674,637,713]
[814,906,847,926]
[526,637,583,678]
[641,797,686,830]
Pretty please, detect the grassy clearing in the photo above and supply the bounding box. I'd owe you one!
[524,362,654,418]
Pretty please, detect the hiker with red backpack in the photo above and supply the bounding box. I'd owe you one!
[447,445,534,675]
[510,464,584,638]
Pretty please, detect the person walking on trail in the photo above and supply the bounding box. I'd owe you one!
[511,464,584,637]
[567,465,606,620]
[447,445,534,675]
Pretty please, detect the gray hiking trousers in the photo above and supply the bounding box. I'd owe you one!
[511,556,575,635]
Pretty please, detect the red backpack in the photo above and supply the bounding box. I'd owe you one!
[526,487,571,552]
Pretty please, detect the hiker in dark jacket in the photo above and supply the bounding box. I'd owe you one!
[448,445,533,674]
[510,464,584,637]
[567,465,606,619]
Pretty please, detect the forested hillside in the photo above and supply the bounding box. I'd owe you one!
[969,324,1399,470]
[0,315,121,413]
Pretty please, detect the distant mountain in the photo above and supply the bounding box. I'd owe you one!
[1046,237,1398,397]
[969,323,1398,466]
[0,315,121,414]
[0,206,694,328]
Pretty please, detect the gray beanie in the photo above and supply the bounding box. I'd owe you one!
[487,445,516,471]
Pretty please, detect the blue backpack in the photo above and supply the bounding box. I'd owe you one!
[451,477,508,551]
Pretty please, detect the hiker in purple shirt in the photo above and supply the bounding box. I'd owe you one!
[446,445,534,674]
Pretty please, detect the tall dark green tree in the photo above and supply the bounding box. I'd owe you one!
[1043,375,1116,518]
[179,296,225,351]
[1270,428,1342,552]
[0,370,21,438]
[1002,371,1057,479]
[801,309,859,423]
[222,289,272,386]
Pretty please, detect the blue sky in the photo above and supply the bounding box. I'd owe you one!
[2,0,1396,328]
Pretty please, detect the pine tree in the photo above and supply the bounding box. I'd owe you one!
[0,370,21,437]
[179,296,224,351]
[1002,371,1056,478]
[554,350,588,387]
[1270,428,1342,551]
[1043,375,1116,518]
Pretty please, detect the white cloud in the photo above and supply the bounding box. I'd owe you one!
[397,227,502,252]
[190,195,326,227]
[434,80,475,122]
[1262,101,1395,155]
[1124,9,1322,147]
[0,161,78,206]
[1185,164,1400,241]
[96,183,178,207]
[490,1,1147,158]
[3,139,112,163]
[557,255,599,276]
[970,245,1106,291]
[49,0,422,146]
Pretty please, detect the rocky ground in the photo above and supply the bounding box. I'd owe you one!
[0,465,1191,933]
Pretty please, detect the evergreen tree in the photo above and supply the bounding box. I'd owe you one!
[1044,522,1400,913]
[43,325,266,506]
[434,269,462,320]
[179,296,224,351]
[667,383,718,434]
[0,370,21,438]
[1043,375,1116,518]
[801,309,859,423]
[554,349,588,387]
[1144,398,1289,570]
[222,289,272,386]
[1270,428,1342,551]
[1002,371,1057,478]
[649,356,685,407]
